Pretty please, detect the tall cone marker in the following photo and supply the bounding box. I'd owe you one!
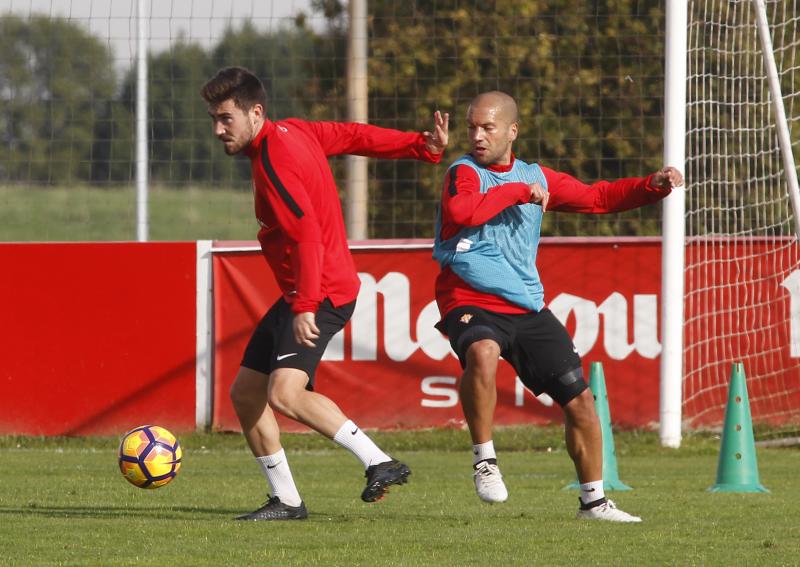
[708,363,769,493]
[566,362,632,490]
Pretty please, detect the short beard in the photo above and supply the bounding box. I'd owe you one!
[226,122,258,155]
[224,143,242,155]
[471,152,493,165]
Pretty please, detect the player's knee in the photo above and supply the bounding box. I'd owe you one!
[465,339,501,373]
[266,378,306,416]
[266,385,294,415]
[266,368,311,415]
[230,376,259,414]
[548,366,591,409]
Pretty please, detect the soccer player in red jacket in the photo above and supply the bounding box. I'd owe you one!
[434,91,682,521]
[201,67,449,521]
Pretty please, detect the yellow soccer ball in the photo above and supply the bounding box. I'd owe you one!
[118,425,182,489]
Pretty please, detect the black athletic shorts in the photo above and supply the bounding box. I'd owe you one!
[241,297,355,390]
[438,305,586,406]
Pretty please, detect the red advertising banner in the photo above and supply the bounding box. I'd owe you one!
[0,243,197,435]
[212,239,664,432]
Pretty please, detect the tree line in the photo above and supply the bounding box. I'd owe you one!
[0,1,669,237]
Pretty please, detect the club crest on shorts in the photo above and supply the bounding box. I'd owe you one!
[460,313,473,324]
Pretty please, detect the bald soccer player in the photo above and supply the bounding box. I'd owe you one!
[432,91,683,522]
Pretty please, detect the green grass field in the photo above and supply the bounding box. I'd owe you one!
[0,186,255,242]
[2,187,798,565]
[1,427,798,567]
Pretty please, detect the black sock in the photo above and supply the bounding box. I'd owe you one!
[579,496,607,510]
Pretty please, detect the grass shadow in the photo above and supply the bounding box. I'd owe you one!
[0,504,240,520]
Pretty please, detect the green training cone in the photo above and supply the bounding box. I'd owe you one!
[708,362,769,493]
[565,362,632,491]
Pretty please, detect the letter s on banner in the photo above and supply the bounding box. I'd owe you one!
[421,376,459,408]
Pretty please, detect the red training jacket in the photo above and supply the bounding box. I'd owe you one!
[435,154,672,318]
[243,118,442,314]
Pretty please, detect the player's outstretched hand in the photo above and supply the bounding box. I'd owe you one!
[651,166,684,190]
[423,110,449,154]
[293,312,320,347]
[529,182,549,211]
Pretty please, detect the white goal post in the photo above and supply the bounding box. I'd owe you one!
[753,0,800,238]
[659,0,688,449]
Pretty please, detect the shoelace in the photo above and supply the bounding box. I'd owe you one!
[597,499,638,520]
[475,463,504,487]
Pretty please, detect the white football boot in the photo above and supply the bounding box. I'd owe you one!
[473,460,509,503]
[576,499,642,522]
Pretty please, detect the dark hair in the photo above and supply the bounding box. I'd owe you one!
[200,66,267,111]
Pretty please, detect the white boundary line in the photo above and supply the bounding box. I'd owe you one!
[209,237,664,254]
[210,246,261,253]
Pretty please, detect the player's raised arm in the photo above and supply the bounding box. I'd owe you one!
[304,115,448,162]
[543,166,681,214]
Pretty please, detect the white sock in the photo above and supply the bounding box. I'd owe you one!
[472,440,497,466]
[333,420,392,468]
[256,449,302,507]
[579,480,605,506]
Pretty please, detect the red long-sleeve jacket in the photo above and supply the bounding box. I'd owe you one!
[435,155,672,317]
[243,118,442,314]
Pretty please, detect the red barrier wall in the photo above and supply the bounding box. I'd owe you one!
[213,239,664,432]
[0,243,197,435]
[6,239,793,436]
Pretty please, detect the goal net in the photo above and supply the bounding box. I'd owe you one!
[684,0,800,435]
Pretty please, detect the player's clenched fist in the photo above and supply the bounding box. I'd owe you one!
[529,182,549,211]
[293,312,320,347]
[650,166,684,190]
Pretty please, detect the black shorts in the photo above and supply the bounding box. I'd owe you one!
[241,297,355,390]
[439,306,586,406]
